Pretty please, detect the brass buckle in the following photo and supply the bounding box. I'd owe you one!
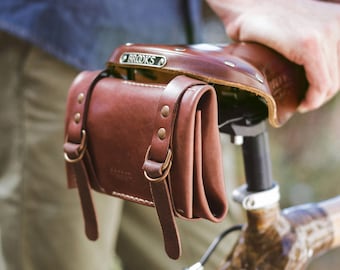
[64,129,87,163]
[143,145,172,183]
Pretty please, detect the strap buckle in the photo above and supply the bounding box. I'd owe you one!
[64,129,87,163]
[143,146,172,183]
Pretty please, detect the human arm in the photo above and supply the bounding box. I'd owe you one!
[205,0,340,112]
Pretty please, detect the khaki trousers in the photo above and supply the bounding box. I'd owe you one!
[0,32,122,270]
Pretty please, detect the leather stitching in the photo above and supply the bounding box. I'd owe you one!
[123,80,165,89]
[112,191,154,206]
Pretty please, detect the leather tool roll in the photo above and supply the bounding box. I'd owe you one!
[64,42,308,259]
[64,73,227,259]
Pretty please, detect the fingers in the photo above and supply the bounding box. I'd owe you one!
[298,35,340,112]
[298,87,327,113]
[226,16,242,41]
[209,0,340,114]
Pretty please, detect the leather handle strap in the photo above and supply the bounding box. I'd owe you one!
[143,75,207,259]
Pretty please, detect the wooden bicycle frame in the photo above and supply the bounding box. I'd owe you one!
[220,199,340,269]
[219,124,340,269]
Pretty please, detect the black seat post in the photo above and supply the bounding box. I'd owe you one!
[242,128,274,192]
[218,92,274,193]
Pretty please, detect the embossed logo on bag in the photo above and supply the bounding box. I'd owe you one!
[119,52,167,68]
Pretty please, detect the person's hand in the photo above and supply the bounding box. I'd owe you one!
[206,0,340,112]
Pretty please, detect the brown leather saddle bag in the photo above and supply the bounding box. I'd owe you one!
[63,42,307,259]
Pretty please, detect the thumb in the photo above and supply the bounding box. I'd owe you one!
[226,19,242,41]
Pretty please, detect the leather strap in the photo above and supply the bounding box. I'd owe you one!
[65,147,98,240]
[64,70,109,241]
[143,75,207,259]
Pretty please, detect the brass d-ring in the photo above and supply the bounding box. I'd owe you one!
[143,146,172,183]
[64,129,87,163]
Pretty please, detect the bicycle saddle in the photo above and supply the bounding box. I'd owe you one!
[108,42,308,127]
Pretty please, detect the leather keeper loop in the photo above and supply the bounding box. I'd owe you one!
[143,75,206,166]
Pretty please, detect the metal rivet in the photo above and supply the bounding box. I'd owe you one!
[175,47,186,52]
[157,128,166,140]
[161,105,170,117]
[244,197,256,208]
[255,73,264,83]
[77,93,85,104]
[121,54,128,62]
[224,60,236,67]
[74,113,81,124]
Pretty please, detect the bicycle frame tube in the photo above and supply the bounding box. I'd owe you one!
[219,197,340,270]
[219,120,340,269]
[212,96,340,269]
[319,196,340,249]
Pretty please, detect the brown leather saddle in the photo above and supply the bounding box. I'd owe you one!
[108,42,308,127]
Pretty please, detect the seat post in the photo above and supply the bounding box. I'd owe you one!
[219,114,274,192]
[218,92,278,208]
[242,129,274,192]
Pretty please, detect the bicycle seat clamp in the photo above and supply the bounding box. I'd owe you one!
[232,183,280,210]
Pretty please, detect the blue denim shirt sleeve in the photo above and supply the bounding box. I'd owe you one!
[0,0,202,70]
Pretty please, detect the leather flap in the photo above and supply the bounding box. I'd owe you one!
[108,42,308,127]
[171,83,226,221]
